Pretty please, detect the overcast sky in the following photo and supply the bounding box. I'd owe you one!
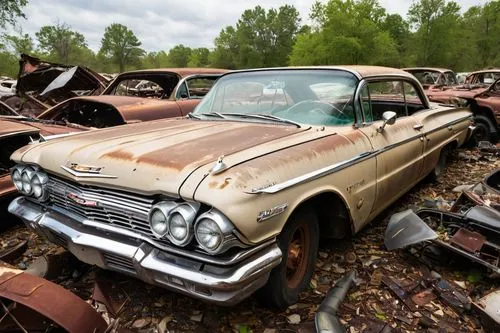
[15,0,486,52]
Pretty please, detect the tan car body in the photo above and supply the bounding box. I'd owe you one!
[11,66,472,244]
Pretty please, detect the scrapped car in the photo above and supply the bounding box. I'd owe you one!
[8,66,473,308]
[0,79,16,97]
[427,78,500,142]
[403,67,458,91]
[1,54,108,117]
[31,68,228,129]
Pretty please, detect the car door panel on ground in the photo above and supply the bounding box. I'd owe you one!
[357,80,424,219]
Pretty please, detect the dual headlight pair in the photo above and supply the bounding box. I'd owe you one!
[149,201,234,254]
[11,165,49,201]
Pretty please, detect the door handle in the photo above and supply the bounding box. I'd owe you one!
[413,124,424,130]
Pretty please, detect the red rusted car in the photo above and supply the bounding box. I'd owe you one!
[36,68,228,128]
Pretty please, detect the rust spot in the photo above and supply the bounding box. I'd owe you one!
[100,150,135,160]
[135,125,301,170]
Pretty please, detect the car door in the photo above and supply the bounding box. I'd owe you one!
[357,79,425,218]
[175,75,220,115]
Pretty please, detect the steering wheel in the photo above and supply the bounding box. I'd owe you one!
[282,100,343,117]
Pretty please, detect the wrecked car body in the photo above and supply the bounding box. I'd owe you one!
[1,54,108,117]
[451,168,500,213]
[31,68,228,129]
[403,67,458,91]
[385,207,500,274]
[8,66,472,307]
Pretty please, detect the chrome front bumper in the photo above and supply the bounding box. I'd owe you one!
[9,197,282,305]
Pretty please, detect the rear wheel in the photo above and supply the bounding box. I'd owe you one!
[257,208,319,309]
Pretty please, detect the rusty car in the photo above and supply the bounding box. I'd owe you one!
[7,66,473,308]
[1,54,109,117]
[403,67,458,91]
[31,68,228,128]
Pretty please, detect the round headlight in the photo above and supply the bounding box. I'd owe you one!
[195,218,223,251]
[31,176,43,198]
[150,208,168,237]
[168,213,190,245]
[21,168,34,194]
[148,201,179,238]
[12,169,22,191]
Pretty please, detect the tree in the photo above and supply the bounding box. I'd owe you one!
[99,23,144,72]
[407,0,461,67]
[3,30,34,55]
[35,23,87,63]
[0,0,28,28]
[212,5,301,69]
[167,44,191,67]
[188,47,210,67]
[290,0,399,66]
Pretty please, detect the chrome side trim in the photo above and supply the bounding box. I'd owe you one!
[250,152,373,194]
[250,114,472,195]
[61,165,117,179]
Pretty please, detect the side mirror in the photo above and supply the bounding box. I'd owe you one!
[180,92,189,99]
[378,111,397,133]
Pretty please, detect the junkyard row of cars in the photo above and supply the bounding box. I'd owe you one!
[1,54,498,314]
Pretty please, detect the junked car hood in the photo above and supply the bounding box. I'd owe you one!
[13,119,311,196]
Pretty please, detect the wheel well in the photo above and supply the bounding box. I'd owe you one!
[470,103,498,131]
[292,192,352,239]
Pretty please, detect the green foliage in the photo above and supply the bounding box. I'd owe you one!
[1,1,500,77]
[35,23,88,64]
[0,0,28,28]
[290,0,399,66]
[212,5,301,69]
[167,44,192,67]
[99,23,144,72]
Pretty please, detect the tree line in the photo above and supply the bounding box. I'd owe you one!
[1,0,500,77]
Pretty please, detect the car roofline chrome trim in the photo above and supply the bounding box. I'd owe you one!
[250,114,472,195]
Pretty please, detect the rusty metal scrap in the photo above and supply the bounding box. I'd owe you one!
[381,276,418,312]
[473,290,500,333]
[92,274,129,318]
[0,264,108,333]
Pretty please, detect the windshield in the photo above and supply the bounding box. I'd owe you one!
[406,70,441,85]
[193,70,358,127]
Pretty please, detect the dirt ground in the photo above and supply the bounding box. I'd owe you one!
[1,147,499,333]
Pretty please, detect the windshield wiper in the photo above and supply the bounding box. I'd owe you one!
[186,113,201,119]
[221,113,301,128]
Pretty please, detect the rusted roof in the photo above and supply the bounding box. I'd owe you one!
[116,68,228,78]
[469,69,500,75]
[402,67,453,73]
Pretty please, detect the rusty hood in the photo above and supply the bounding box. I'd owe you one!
[13,119,310,196]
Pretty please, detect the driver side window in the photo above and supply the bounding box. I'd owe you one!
[362,81,407,122]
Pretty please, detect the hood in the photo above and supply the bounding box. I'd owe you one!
[16,54,107,107]
[14,118,311,195]
[427,86,488,103]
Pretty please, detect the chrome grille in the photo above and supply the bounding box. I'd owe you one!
[48,176,157,238]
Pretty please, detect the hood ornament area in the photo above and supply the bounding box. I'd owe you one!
[61,162,117,179]
[211,155,228,175]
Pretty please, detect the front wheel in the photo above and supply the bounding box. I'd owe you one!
[257,208,319,309]
[473,115,496,143]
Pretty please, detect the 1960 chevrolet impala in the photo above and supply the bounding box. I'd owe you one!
[8,66,473,308]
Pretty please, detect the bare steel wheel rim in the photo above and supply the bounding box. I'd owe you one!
[285,224,310,289]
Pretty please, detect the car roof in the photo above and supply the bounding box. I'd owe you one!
[469,69,500,75]
[224,66,416,80]
[116,68,228,78]
[402,67,453,74]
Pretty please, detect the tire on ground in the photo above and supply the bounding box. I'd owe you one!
[257,207,319,309]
